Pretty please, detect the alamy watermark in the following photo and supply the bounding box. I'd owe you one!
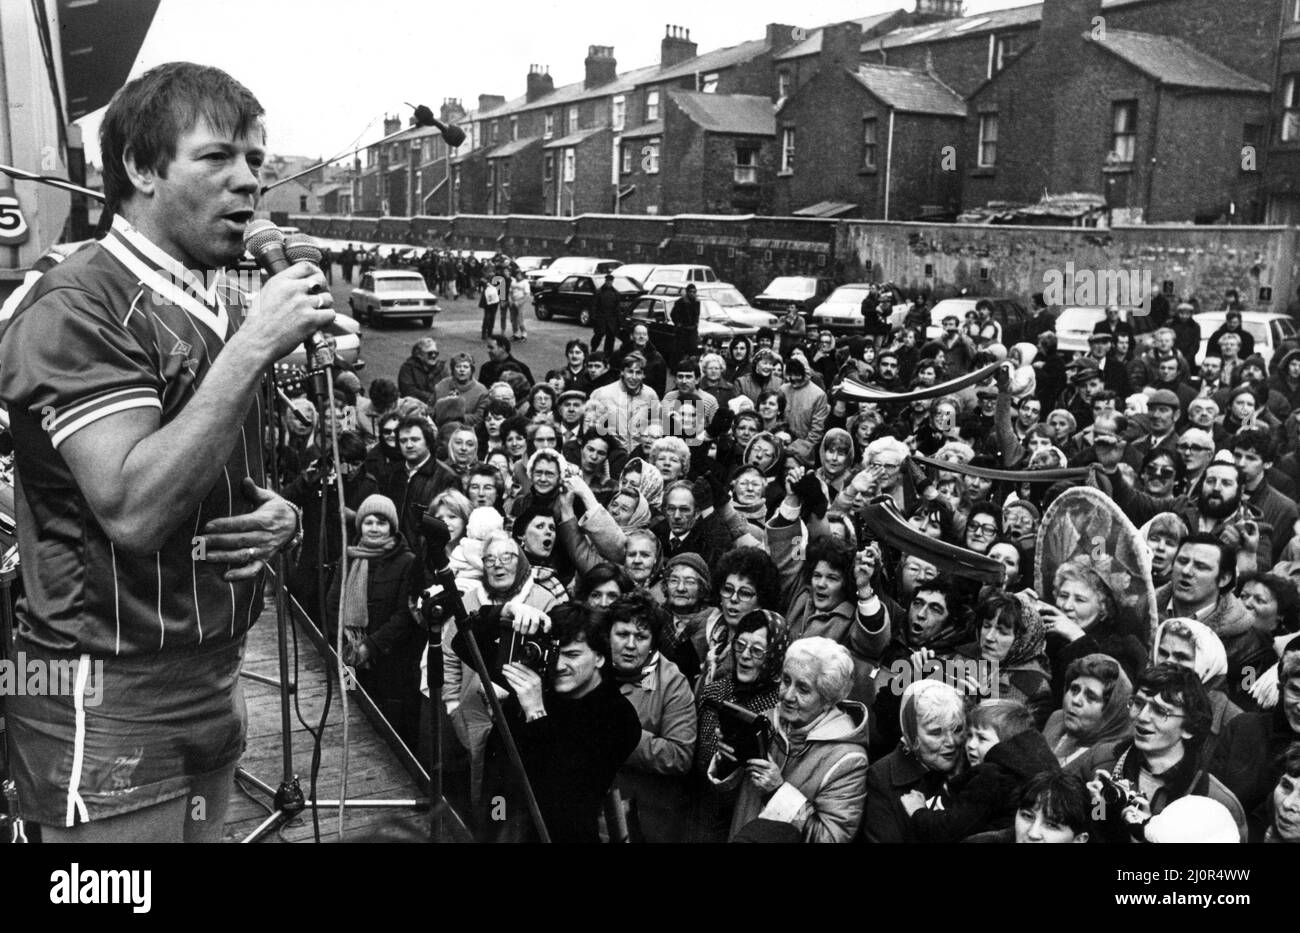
[0,653,104,707]
[1042,262,1154,314]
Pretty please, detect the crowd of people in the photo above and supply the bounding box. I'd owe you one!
[278,291,1300,845]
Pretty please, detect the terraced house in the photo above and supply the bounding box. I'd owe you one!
[349,0,1300,225]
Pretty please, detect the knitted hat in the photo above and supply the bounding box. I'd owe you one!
[1239,354,1267,376]
[335,371,363,398]
[664,551,711,590]
[356,494,399,533]
[1003,499,1041,523]
[466,506,504,541]
[1144,796,1240,844]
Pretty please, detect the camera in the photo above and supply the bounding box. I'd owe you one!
[499,622,555,678]
[1096,773,1148,813]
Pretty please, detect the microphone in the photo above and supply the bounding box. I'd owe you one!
[411,104,466,147]
[243,220,334,399]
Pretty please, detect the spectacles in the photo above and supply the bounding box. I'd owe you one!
[968,522,997,536]
[1177,443,1213,453]
[733,641,767,660]
[483,553,520,569]
[1143,467,1175,479]
[721,584,757,602]
[1128,695,1184,723]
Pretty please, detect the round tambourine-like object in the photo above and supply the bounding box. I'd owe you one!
[1034,486,1157,643]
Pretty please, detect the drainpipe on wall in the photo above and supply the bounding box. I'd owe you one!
[1143,86,1161,223]
[883,108,895,221]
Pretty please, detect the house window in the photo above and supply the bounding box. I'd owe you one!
[646,89,660,122]
[1243,123,1263,171]
[568,106,579,133]
[487,163,496,191]
[978,114,997,167]
[510,117,518,141]
[544,153,554,181]
[491,121,500,144]
[300,195,308,211]
[643,138,660,175]
[612,95,626,131]
[734,146,758,184]
[1111,100,1137,162]
[777,70,791,99]
[1284,75,1300,143]
[563,149,576,182]
[621,144,633,174]
[991,35,1019,76]
[544,112,555,138]
[700,72,719,94]
[781,128,795,173]
[863,118,878,169]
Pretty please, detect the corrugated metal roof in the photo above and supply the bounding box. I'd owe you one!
[1092,30,1271,92]
[850,65,966,116]
[793,200,858,217]
[666,90,776,135]
[775,10,907,61]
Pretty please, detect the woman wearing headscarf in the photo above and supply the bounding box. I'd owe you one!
[744,431,788,510]
[1153,617,1242,761]
[1043,654,1134,766]
[814,427,855,499]
[862,679,967,843]
[691,609,788,842]
[434,529,569,809]
[326,494,421,748]
[618,457,665,513]
[556,474,649,575]
[707,637,871,843]
[957,592,1052,727]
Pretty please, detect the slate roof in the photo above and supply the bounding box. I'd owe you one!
[850,65,966,116]
[666,90,776,135]
[542,127,606,149]
[775,10,907,61]
[485,136,542,159]
[1091,29,1271,92]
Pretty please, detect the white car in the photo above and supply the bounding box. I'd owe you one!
[1052,306,1147,357]
[1195,311,1297,366]
[533,256,623,293]
[640,264,719,288]
[348,270,440,326]
[613,263,659,288]
[812,284,874,332]
[646,282,778,331]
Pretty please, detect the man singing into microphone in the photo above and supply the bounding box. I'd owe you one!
[0,62,335,842]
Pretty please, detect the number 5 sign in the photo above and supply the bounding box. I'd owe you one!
[0,190,30,245]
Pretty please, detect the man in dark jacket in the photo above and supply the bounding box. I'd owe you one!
[464,603,641,842]
[654,481,731,567]
[1208,309,1255,359]
[398,338,447,407]
[479,335,534,388]
[592,273,623,354]
[384,417,458,558]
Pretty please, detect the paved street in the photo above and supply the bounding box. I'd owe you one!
[325,276,583,390]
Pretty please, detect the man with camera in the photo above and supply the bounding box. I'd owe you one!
[454,601,640,842]
[1067,663,1246,842]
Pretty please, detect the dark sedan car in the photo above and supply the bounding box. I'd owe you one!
[533,273,643,326]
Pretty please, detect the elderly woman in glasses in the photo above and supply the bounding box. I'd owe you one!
[708,637,870,843]
[435,529,569,808]
[695,547,783,688]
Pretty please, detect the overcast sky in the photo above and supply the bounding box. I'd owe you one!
[77,0,1014,167]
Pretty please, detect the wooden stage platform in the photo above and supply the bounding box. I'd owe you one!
[222,594,468,843]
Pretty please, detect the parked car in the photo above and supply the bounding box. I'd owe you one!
[532,256,624,294]
[924,297,1029,346]
[280,313,364,370]
[348,270,440,326]
[640,264,719,288]
[612,263,659,288]
[534,273,643,325]
[1195,311,1297,367]
[513,256,552,273]
[1052,305,1151,357]
[752,276,837,318]
[647,283,779,331]
[812,283,875,333]
[629,294,775,339]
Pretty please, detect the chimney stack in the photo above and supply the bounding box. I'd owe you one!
[478,94,506,113]
[584,45,618,88]
[766,23,800,53]
[383,113,402,136]
[440,98,466,124]
[912,0,964,25]
[819,21,863,71]
[526,64,555,103]
[661,24,698,67]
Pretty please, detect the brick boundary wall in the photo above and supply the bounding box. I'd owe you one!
[290,213,1299,310]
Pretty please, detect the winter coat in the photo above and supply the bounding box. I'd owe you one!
[1067,738,1248,843]
[861,744,956,843]
[1210,704,1300,839]
[908,728,1061,842]
[1154,583,1264,682]
[709,702,871,843]
[614,653,698,843]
